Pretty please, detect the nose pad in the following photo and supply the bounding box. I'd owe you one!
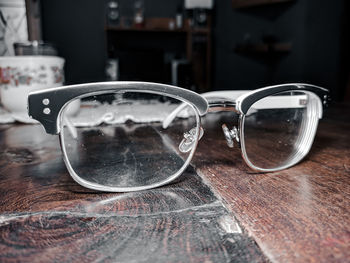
[222,124,239,148]
[179,127,204,153]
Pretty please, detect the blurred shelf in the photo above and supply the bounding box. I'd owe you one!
[191,28,211,34]
[105,26,210,34]
[234,43,292,54]
[105,17,213,92]
[232,0,293,8]
[105,18,210,34]
[105,26,188,33]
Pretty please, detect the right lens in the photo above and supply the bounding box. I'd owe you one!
[242,90,320,171]
[59,91,200,191]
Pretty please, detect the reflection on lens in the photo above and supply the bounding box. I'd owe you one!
[242,90,320,170]
[60,92,199,190]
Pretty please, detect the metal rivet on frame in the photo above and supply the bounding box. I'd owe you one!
[43,108,51,115]
[42,98,50,105]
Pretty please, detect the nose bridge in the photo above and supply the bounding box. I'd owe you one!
[207,98,239,114]
[206,98,241,149]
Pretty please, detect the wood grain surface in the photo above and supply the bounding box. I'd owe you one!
[193,104,350,263]
[0,124,266,262]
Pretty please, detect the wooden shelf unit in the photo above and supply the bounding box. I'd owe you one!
[105,17,212,92]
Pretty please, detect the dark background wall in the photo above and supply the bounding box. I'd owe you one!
[41,0,183,84]
[41,0,347,100]
[41,0,106,84]
[214,0,345,100]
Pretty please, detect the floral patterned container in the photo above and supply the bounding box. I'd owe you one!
[0,56,65,118]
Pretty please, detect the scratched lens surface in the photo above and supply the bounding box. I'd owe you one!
[242,90,318,170]
[60,92,199,190]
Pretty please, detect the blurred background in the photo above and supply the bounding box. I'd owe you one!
[2,0,350,101]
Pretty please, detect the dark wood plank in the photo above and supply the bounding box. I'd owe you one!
[0,125,266,262]
[193,104,350,263]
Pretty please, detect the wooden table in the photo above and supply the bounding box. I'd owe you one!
[0,104,349,262]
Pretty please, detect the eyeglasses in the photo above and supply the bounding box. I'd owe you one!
[28,82,329,192]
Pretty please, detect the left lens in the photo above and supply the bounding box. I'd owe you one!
[241,90,320,171]
[59,91,200,191]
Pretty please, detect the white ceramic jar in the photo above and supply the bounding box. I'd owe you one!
[0,56,81,122]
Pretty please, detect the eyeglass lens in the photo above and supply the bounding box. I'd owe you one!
[242,90,320,170]
[60,91,199,189]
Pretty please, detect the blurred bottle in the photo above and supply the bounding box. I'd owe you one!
[106,0,120,26]
[194,8,207,27]
[176,5,184,29]
[13,41,57,56]
[134,0,144,28]
[106,47,119,81]
[106,59,119,81]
